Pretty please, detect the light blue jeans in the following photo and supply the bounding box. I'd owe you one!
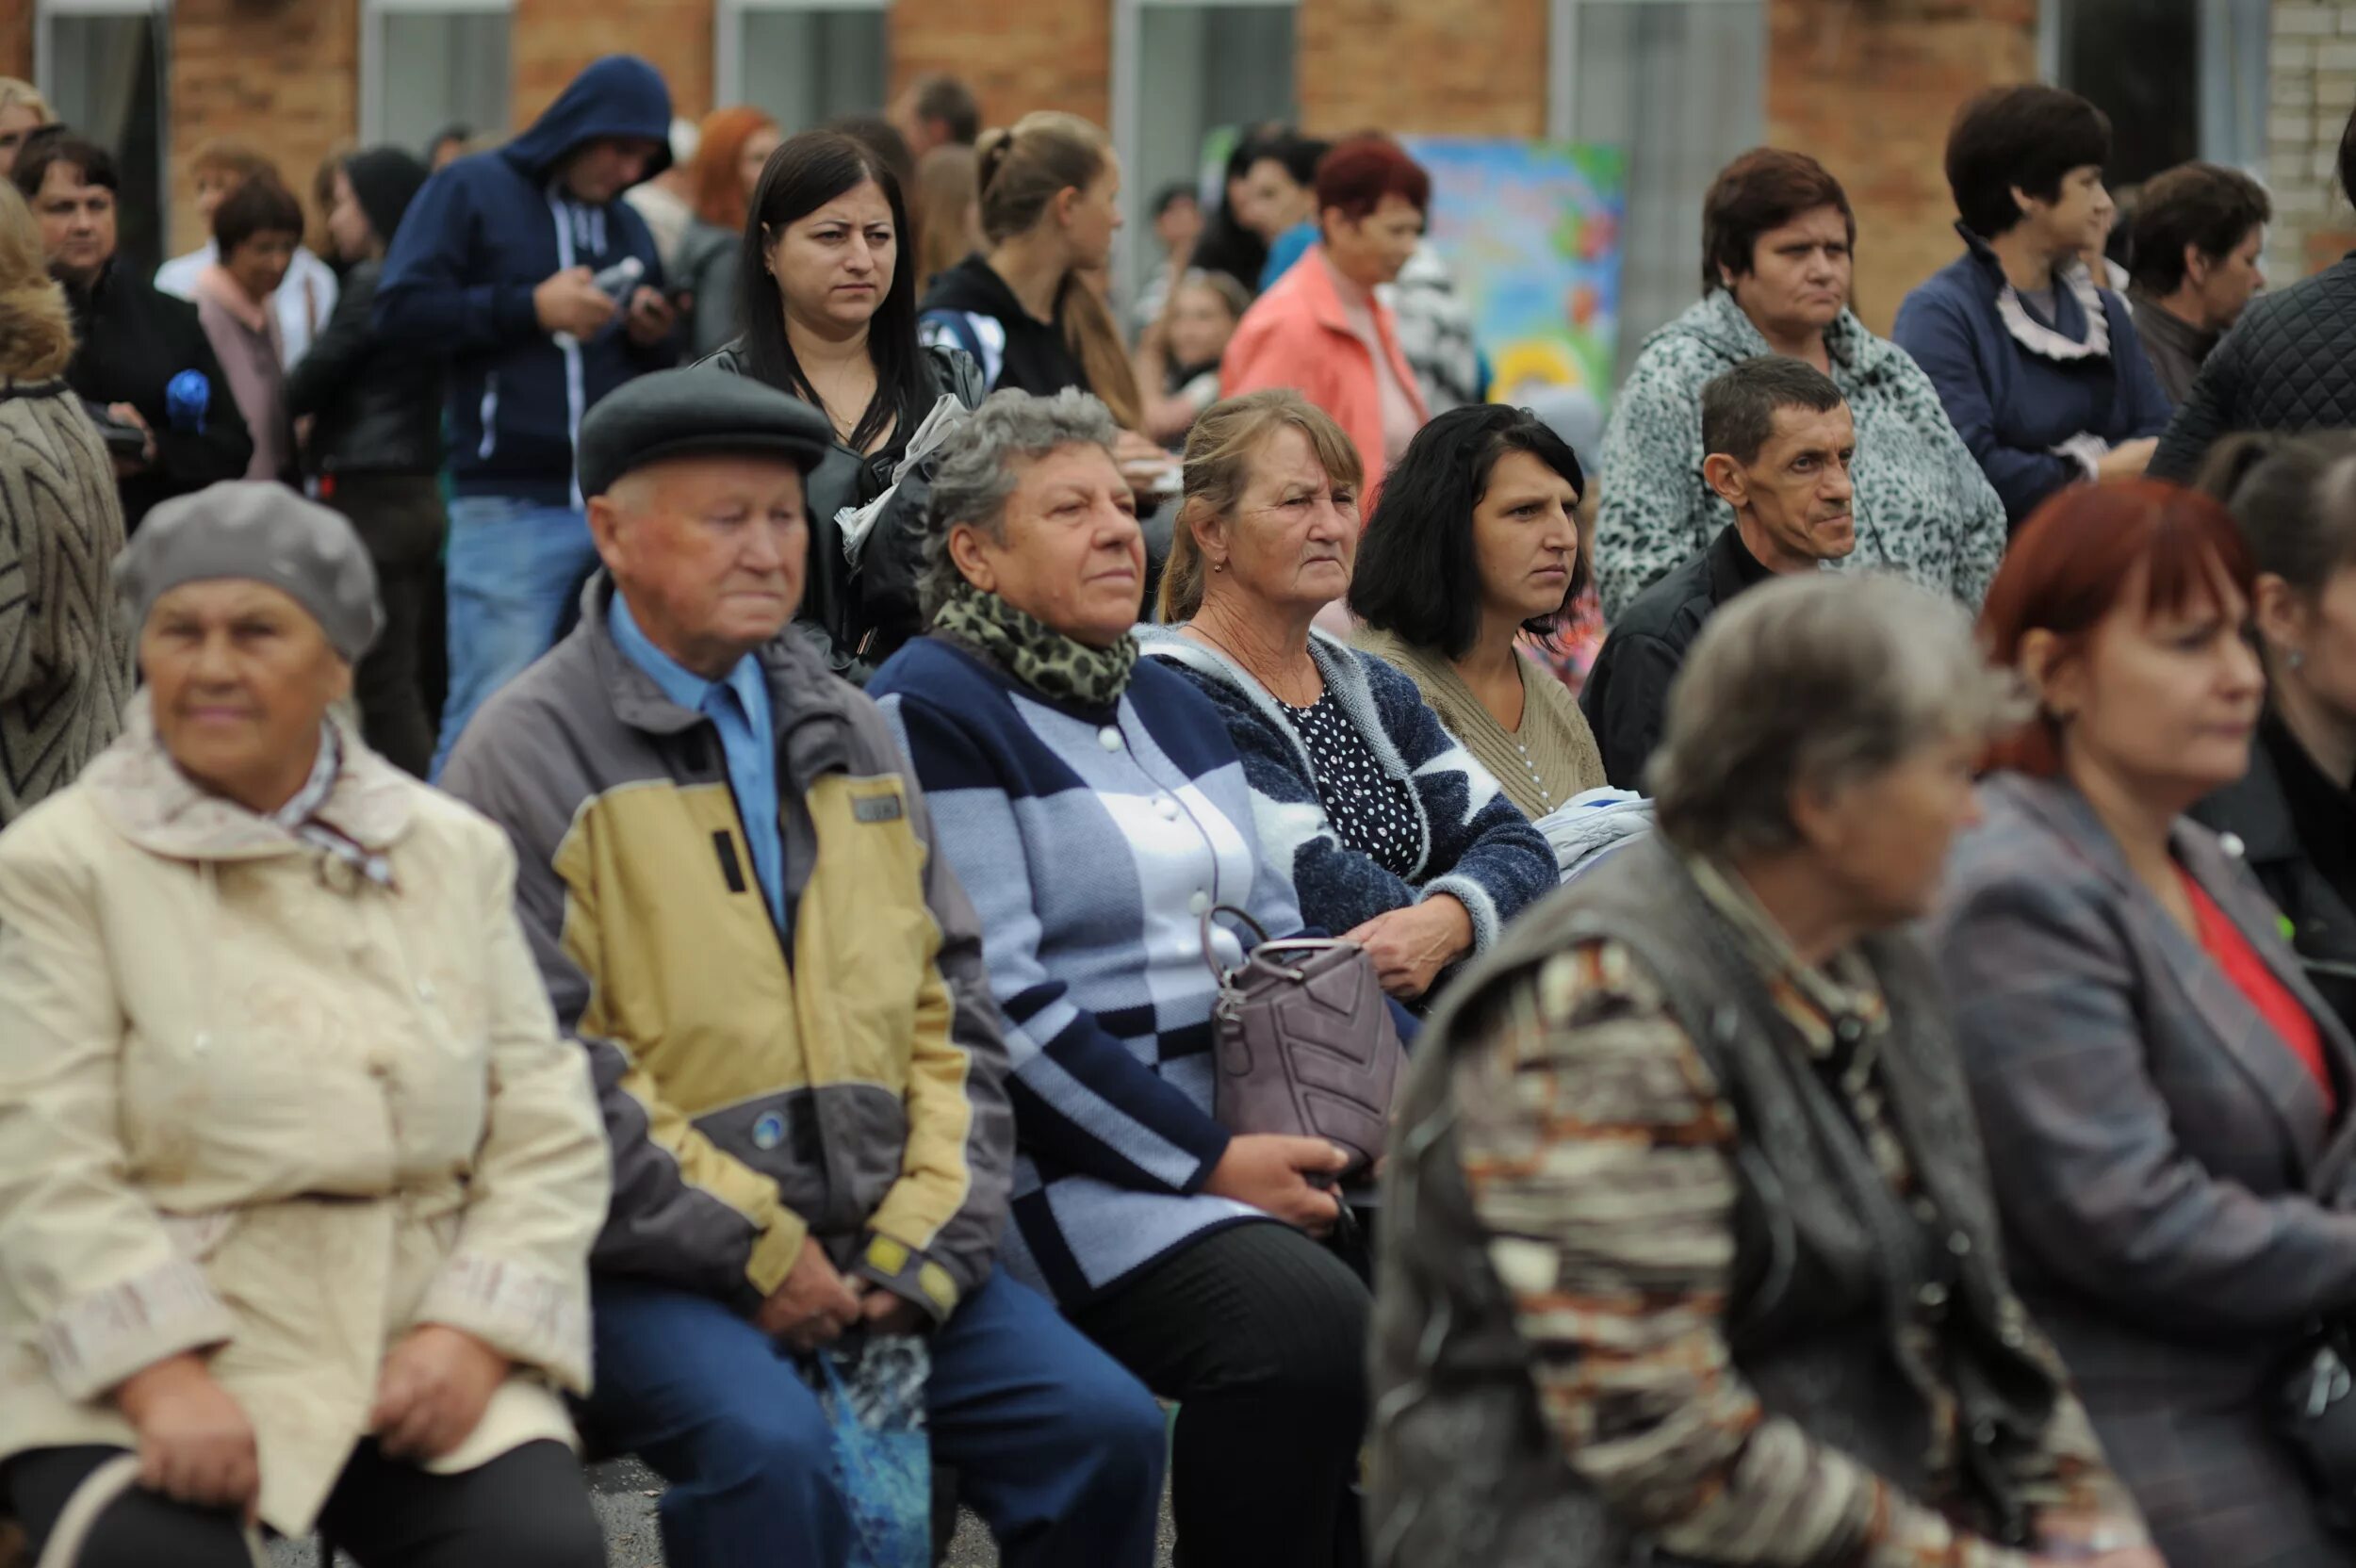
[429,495,600,780]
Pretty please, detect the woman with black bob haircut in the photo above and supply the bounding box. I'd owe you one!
[1349,403,1606,819]
[1893,85,2168,531]
[706,128,985,678]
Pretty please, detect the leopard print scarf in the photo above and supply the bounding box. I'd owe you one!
[933,580,1138,707]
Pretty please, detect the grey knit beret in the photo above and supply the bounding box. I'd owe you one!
[115,482,384,662]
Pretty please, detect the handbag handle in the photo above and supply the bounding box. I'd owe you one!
[1200,903,1271,984]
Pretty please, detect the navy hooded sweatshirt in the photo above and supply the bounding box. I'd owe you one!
[373,55,674,506]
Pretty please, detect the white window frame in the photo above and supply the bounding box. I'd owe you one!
[1109,0,1296,301]
[714,0,892,119]
[359,0,514,147]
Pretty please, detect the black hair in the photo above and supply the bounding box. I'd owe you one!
[825,116,917,204]
[2200,431,2356,597]
[1701,356,1846,466]
[2342,102,2356,210]
[1944,84,2112,237]
[1186,130,1283,288]
[11,134,115,202]
[1251,132,1328,191]
[1351,403,1590,660]
[2126,161,2272,295]
[738,130,925,457]
[1151,181,1199,221]
[212,176,304,255]
[912,76,980,147]
[428,124,470,152]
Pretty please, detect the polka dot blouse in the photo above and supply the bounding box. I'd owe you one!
[1284,690,1422,880]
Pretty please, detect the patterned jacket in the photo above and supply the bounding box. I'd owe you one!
[1594,289,2005,617]
[1138,626,1555,958]
[441,578,1012,1325]
[867,634,1309,1306]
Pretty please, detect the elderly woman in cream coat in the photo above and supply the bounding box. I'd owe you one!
[0,482,609,1568]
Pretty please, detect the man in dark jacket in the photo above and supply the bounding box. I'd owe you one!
[1583,357,1855,789]
[2151,105,2356,482]
[375,54,682,777]
[289,145,442,776]
[2122,161,2270,407]
[14,135,251,531]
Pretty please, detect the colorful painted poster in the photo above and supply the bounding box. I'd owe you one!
[1399,138,1627,412]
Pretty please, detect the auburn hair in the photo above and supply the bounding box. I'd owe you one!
[690,106,778,233]
[1979,480,2254,777]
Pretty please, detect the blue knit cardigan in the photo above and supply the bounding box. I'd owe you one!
[1137,627,1555,956]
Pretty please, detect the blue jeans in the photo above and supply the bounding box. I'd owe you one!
[585,1267,1168,1568]
[429,495,601,780]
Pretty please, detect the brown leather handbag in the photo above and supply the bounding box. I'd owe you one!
[1201,905,1406,1171]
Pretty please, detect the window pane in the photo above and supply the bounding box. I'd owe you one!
[381,11,513,159]
[1568,1,1762,383]
[739,9,889,136]
[47,14,166,270]
[2060,0,2196,187]
[1134,4,1297,226]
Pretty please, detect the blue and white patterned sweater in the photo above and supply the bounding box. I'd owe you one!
[1138,627,1556,960]
[868,634,1305,1306]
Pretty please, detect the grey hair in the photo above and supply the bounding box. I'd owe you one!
[919,386,1121,622]
[1649,572,2028,858]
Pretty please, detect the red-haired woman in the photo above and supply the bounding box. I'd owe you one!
[1220,134,1430,487]
[1931,480,2356,1568]
[674,106,781,357]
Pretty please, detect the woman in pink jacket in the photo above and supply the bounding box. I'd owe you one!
[1220,135,1431,490]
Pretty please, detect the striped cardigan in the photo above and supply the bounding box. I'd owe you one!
[867,634,1306,1306]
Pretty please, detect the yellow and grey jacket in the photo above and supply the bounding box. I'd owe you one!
[442,577,1011,1323]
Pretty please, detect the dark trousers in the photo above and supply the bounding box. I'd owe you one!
[1072,1219,1371,1568]
[1,1438,601,1568]
[324,472,447,778]
[583,1266,1168,1568]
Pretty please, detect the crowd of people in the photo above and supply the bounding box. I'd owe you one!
[5,40,2356,1568]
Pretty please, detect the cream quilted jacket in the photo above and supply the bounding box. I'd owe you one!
[0,700,608,1534]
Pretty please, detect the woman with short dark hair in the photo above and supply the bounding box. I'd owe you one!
[1596,147,2004,616]
[1349,403,1604,819]
[1893,85,2170,531]
[191,176,304,482]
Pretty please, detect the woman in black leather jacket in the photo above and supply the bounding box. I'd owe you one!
[702,129,982,681]
[286,145,442,775]
[2193,431,2356,1033]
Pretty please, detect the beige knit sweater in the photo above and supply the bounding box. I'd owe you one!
[1350,627,1607,821]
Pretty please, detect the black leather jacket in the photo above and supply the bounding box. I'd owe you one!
[286,258,444,477]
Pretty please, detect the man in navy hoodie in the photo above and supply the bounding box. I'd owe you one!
[375,55,681,777]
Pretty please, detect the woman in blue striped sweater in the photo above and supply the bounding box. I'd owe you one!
[868,388,1372,1568]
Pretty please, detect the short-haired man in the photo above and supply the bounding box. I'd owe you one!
[13,135,252,530]
[891,74,981,159]
[154,139,340,364]
[376,54,684,778]
[2125,162,2271,405]
[1581,356,1857,790]
[441,368,1167,1568]
[2151,104,2356,482]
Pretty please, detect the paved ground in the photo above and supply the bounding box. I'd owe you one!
[269,1456,1178,1567]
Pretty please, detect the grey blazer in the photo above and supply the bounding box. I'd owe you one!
[1933,773,2356,1568]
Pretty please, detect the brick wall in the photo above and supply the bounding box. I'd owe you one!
[1766,0,2038,335]
[2268,1,2356,278]
[0,0,28,86]
[167,0,357,255]
[511,0,712,132]
[890,0,1108,131]
[1295,0,1546,138]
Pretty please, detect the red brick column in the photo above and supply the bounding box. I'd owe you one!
[511,0,712,133]
[167,0,358,254]
[1296,0,1548,138]
[1767,0,2038,334]
[888,0,1109,131]
[0,0,31,86]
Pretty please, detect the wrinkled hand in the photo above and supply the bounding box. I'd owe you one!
[1203,1134,1350,1234]
[107,401,155,475]
[755,1234,864,1351]
[623,286,677,347]
[857,1284,926,1336]
[2095,436,2157,481]
[114,1353,259,1519]
[533,267,618,338]
[370,1325,510,1462]
[1346,895,1473,1000]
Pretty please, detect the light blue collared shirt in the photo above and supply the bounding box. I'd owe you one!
[610,594,785,930]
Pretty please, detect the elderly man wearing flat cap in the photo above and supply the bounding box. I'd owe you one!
[440,368,1167,1568]
[0,482,612,1568]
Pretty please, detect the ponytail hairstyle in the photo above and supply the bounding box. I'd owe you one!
[2199,430,2356,671]
[738,129,927,456]
[1060,272,1145,431]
